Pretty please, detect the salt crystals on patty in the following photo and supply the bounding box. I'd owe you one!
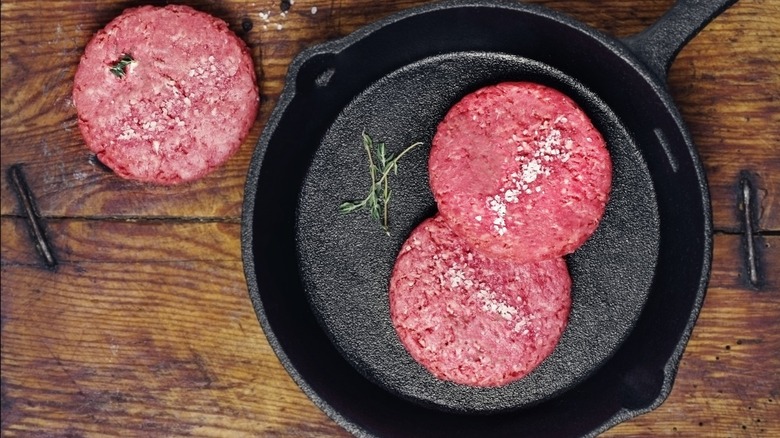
[389,215,572,387]
[428,81,611,262]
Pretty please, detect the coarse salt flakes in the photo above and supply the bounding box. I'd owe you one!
[483,123,574,236]
[428,81,611,262]
[389,215,572,386]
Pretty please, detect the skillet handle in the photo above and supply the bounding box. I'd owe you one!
[622,0,738,81]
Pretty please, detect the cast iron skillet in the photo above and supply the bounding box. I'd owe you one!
[242,0,737,435]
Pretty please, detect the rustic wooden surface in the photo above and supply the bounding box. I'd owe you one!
[1,0,777,436]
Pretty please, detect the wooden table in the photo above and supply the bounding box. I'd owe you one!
[2,0,777,436]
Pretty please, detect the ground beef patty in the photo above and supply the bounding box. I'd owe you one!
[73,5,259,184]
[429,82,611,262]
[389,215,571,387]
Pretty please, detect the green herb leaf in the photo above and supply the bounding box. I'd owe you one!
[338,132,423,234]
[339,201,363,213]
[110,54,135,78]
[375,141,388,169]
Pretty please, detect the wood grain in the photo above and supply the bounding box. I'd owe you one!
[2,218,778,436]
[1,217,344,437]
[1,0,777,229]
[2,0,778,437]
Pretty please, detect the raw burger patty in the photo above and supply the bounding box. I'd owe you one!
[429,81,611,262]
[389,215,571,387]
[73,5,259,184]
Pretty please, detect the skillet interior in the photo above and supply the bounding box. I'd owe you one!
[297,52,659,413]
[243,1,712,435]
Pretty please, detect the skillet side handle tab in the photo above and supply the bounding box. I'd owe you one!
[622,0,738,81]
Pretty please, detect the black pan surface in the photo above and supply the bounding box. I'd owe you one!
[242,0,736,435]
[297,52,659,412]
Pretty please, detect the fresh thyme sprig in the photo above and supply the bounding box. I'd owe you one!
[339,131,423,235]
[109,54,135,78]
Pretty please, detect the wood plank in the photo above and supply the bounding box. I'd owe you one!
[0,260,345,437]
[2,0,777,231]
[1,217,345,436]
[1,217,240,266]
[2,218,777,436]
